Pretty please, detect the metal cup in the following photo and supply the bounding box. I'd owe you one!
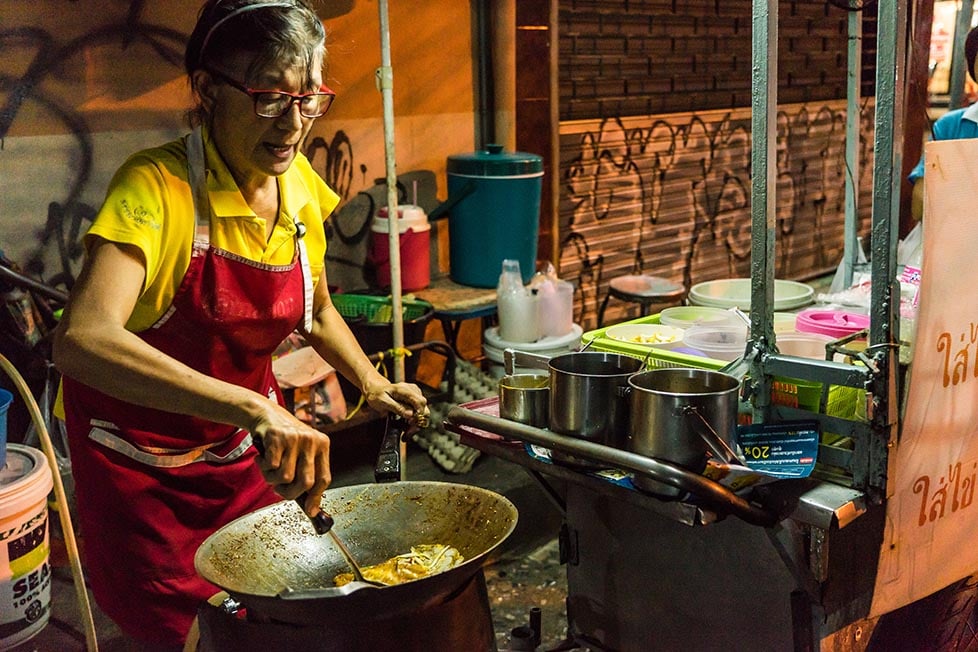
[498,374,550,427]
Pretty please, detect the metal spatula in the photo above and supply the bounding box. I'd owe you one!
[327,529,384,587]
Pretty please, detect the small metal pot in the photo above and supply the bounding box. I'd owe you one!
[627,368,741,496]
[498,373,549,427]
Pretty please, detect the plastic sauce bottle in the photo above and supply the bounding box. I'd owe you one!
[497,259,539,343]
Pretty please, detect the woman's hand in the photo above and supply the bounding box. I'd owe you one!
[362,378,430,427]
[249,402,332,516]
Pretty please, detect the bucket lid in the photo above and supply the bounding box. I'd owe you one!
[0,444,52,506]
[373,205,430,234]
[795,309,870,338]
[447,144,543,177]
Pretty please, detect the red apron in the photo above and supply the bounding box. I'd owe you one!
[62,127,313,645]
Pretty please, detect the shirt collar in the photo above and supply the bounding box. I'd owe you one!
[964,101,978,124]
[199,124,314,224]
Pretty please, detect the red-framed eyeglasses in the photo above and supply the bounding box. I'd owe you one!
[207,68,335,119]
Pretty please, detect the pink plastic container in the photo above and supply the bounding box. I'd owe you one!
[794,309,869,339]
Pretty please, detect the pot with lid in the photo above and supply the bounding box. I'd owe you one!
[442,144,544,288]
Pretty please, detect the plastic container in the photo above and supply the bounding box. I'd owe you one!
[0,388,12,469]
[659,306,737,329]
[535,279,574,339]
[446,145,544,288]
[483,324,583,378]
[689,278,814,311]
[681,325,749,361]
[776,332,835,360]
[368,205,431,291]
[497,259,539,343]
[604,323,685,348]
[773,312,798,334]
[0,444,53,649]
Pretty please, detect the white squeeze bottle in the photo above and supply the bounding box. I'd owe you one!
[497,259,539,343]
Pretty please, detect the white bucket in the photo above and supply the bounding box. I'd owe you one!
[483,324,583,378]
[0,444,53,649]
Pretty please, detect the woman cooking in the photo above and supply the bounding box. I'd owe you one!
[52,0,427,648]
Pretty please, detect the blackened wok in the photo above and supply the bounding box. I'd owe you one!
[194,481,518,625]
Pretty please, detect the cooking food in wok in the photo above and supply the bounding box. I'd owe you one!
[194,481,518,624]
[333,544,464,587]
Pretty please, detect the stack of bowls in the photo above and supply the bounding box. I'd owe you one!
[689,278,814,312]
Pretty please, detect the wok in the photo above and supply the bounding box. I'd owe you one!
[195,481,518,625]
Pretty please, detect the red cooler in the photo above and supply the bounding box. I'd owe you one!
[368,205,431,291]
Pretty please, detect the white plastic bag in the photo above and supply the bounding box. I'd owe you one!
[897,221,923,267]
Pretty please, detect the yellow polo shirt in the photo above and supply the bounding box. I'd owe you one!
[87,126,339,332]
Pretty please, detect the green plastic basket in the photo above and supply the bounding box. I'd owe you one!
[331,294,433,323]
[331,294,435,403]
[583,314,725,371]
[585,313,861,416]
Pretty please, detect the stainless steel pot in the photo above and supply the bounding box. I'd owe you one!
[627,368,741,496]
[194,481,518,626]
[506,349,645,467]
[498,373,549,427]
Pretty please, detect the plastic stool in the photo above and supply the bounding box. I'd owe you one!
[597,275,686,327]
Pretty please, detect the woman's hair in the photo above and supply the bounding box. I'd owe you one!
[185,0,327,124]
[967,26,978,84]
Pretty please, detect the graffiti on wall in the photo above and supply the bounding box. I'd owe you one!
[559,100,875,328]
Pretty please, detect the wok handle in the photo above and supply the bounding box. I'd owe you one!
[252,434,335,534]
[375,414,409,483]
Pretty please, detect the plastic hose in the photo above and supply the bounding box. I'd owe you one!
[0,353,98,651]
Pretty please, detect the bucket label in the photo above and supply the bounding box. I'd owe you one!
[0,517,51,647]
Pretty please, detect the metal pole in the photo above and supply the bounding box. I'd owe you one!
[377,0,407,477]
[748,0,778,419]
[865,0,907,493]
[842,10,863,290]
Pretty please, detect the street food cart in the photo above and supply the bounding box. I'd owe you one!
[445,3,978,649]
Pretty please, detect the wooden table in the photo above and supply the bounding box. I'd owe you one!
[415,275,497,358]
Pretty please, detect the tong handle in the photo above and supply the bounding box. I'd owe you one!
[252,433,334,534]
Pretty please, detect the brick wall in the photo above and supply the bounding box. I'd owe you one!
[555,1,878,329]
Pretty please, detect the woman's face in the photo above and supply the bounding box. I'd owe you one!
[207,54,323,190]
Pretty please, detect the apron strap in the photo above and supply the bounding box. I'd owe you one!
[187,127,311,331]
[88,425,253,468]
[187,126,211,248]
[294,217,314,333]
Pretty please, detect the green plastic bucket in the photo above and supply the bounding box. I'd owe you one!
[446,144,544,287]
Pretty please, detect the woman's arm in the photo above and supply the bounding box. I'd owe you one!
[303,268,427,421]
